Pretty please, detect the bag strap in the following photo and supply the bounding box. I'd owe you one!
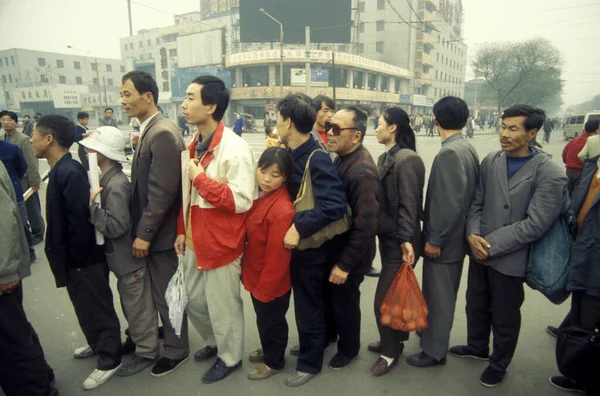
[530,154,550,194]
[296,149,326,203]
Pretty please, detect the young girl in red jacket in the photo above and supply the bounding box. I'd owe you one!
[242,147,295,381]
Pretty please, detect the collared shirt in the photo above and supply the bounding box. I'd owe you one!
[139,112,160,136]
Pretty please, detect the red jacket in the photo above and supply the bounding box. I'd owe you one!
[241,186,295,303]
[563,133,592,171]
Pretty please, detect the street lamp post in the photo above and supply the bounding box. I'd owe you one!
[260,8,284,99]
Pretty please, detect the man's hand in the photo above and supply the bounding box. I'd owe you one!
[329,265,349,285]
[402,242,415,265]
[30,184,40,192]
[0,279,20,294]
[425,242,441,259]
[82,132,91,138]
[468,234,491,261]
[283,224,300,250]
[188,158,205,182]
[174,235,186,255]
[89,187,103,207]
[132,238,151,258]
[131,132,140,146]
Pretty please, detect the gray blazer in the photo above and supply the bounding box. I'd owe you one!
[131,113,186,252]
[90,164,145,277]
[0,130,41,191]
[424,134,480,264]
[467,150,568,277]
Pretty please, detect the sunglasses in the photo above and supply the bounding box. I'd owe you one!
[325,121,359,136]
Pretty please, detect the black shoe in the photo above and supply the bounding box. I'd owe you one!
[121,337,136,355]
[366,267,381,277]
[328,353,355,370]
[547,326,560,338]
[150,355,190,377]
[406,352,446,368]
[549,376,584,393]
[449,345,489,361]
[158,326,165,340]
[194,346,218,362]
[480,366,505,388]
[201,358,242,384]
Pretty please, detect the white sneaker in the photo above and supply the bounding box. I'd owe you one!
[82,364,121,390]
[74,345,95,359]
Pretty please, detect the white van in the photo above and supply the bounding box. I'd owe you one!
[565,111,600,139]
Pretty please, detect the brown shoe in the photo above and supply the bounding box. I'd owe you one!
[371,357,397,377]
[248,363,283,381]
[368,341,382,354]
[248,348,264,363]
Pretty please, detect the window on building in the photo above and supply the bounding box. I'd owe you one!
[74,61,81,69]
[147,39,151,46]
[359,22,365,33]
[380,76,389,91]
[38,58,46,66]
[91,62,97,71]
[435,70,438,79]
[0,58,3,67]
[422,64,430,74]
[376,41,384,53]
[377,0,385,10]
[395,78,400,92]
[376,20,385,31]
[8,74,12,83]
[4,58,8,66]
[120,65,126,73]
[10,56,14,65]
[156,38,160,44]
[437,53,439,62]
[107,78,114,86]
[242,66,269,87]
[367,73,376,90]
[40,74,48,83]
[169,48,177,57]
[139,41,143,48]
[353,71,364,89]
[56,59,64,68]
[106,64,112,72]
[59,76,66,84]
[359,1,365,12]
[434,87,437,97]
[1,75,5,84]
[93,77,98,85]
[358,43,364,54]
[76,76,83,84]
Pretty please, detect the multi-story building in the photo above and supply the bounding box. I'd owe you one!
[0,48,126,124]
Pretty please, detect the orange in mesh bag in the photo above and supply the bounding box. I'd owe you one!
[380,262,429,332]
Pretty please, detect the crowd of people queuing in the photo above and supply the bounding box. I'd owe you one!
[0,70,599,396]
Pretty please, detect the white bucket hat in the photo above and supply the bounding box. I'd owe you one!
[79,126,127,162]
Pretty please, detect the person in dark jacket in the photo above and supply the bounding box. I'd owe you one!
[369,107,425,377]
[549,155,600,395]
[21,114,34,137]
[277,93,348,387]
[324,106,380,370]
[407,97,480,368]
[75,111,91,170]
[30,115,122,391]
[233,113,245,136]
[562,120,600,197]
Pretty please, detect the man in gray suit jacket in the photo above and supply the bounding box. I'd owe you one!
[118,71,189,378]
[450,105,567,388]
[407,97,480,368]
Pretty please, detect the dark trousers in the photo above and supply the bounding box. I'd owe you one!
[66,262,122,370]
[291,252,328,374]
[465,260,524,372]
[25,192,45,242]
[252,291,291,370]
[17,200,35,260]
[569,292,600,393]
[326,271,365,359]
[78,143,89,171]
[0,283,57,396]
[566,170,582,198]
[374,236,409,358]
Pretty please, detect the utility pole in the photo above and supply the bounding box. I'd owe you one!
[260,8,284,99]
[305,26,311,96]
[127,0,133,36]
[94,58,102,113]
[102,77,109,107]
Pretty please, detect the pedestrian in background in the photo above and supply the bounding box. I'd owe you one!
[99,108,119,128]
[562,120,600,197]
[233,113,245,136]
[75,111,91,171]
[21,114,34,137]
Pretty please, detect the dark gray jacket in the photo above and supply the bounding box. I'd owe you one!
[467,150,567,277]
[90,164,145,277]
[424,134,480,263]
[567,158,600,298]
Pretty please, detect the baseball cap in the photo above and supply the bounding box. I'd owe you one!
[79,126,127,162]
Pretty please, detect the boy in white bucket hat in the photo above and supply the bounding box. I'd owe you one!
[78,126,161,383]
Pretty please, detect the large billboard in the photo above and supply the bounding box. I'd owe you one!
[240,0,351,44]
[177,30,224,68]
[290,68,329,87]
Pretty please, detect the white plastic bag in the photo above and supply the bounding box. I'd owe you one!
[165,254,188,337]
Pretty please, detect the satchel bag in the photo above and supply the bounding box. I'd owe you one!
[556,323,600,388]
[294,149,352,251]
[526,156,574,305]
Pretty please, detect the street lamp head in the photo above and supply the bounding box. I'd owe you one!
[260,8,265,12]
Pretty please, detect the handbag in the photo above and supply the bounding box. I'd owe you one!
[526,156,574,305]
[165,254,189,337]
[294,149,352,251]
[556,323,600,387]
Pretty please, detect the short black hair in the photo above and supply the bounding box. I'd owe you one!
[585,119,600,133]
[433,96,470,130]
[311,95,335,113]
[501,104,546,132]
[383,107,416,152]
[104,108,114,113]
[258,147,292,179]
[36,115,75,149]
[122,71,159,105]
[23,114,30,119]
[265,124,276,137]
[277,93,315,134]
[0,110,18,123]
[191,75,230,122]
[341,105,368,140]
[34,112,42,118]
[77,111,89,120]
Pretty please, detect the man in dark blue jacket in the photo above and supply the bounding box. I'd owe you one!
[277,93,348,387]
[30,115,122,390]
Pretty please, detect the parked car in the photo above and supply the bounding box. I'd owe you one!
[564,111,600,139]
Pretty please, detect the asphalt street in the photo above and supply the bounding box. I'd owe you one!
[6,127,571,396]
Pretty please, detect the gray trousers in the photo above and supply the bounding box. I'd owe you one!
[117,266,159,359]
[183,247,244,367]
[420,258,464,361]
[146,249,190,360]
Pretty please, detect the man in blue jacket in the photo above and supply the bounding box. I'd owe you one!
[233,113,245,136]
[277,93,348,387]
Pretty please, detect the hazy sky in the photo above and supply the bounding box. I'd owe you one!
[1,0,598,108]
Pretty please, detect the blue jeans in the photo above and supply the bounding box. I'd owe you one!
[17,200,35,260]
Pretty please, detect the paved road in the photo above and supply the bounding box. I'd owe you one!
[12,130,570,396]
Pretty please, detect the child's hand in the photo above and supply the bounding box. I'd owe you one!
[89,187,104,207]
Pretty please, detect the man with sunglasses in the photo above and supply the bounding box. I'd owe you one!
[324,106,380,370]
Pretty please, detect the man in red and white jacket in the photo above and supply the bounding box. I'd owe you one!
[174,76,256,384]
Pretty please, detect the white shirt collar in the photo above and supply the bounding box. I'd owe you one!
[140,112,160,136]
